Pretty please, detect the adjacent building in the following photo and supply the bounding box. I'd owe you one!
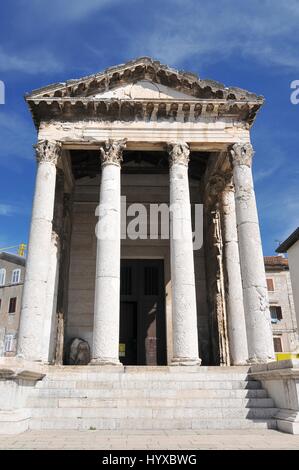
[276,227,299,332]
[0,252,25,356]
[264,255,299,354]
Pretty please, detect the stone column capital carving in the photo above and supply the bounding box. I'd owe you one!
[230,143,254,167]
[167,142,190,167]
[100,139,127,167]
[35,140,62,165]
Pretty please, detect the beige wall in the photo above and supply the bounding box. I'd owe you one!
[266,265,299,353]
[288,240,299,331]
[66,173,209,364]
[0,256,25,356]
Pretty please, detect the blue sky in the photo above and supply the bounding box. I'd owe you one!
[0,0,298,254]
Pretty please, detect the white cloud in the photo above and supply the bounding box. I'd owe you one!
[29,0,123,22]
[0,47,61,74]
[127,0,299,70]
[0,112,35,166]
[254,149,285,183]
[0,204,17,216]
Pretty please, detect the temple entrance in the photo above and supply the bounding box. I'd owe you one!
[119,259,167,365]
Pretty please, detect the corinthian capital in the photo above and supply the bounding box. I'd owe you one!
[230,143,254,167]
[100,139,127,167]
[167,142,190,167]
[35,140,62,165]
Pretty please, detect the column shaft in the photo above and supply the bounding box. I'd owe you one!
[231,143,275,362]
[91,140,126,365]
[17,140,61,361]
[221,180,249,364]
[42,169,65,363]
[168,142,201,365]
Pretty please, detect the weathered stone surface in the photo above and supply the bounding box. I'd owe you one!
[91,142,125,365]
[168,143,200,365]
[221,175,249,365]
[0,365,279,432]
[17,140,61,362]
[230,143,275,363]
[25,58,264,128]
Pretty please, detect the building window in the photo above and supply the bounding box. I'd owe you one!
[8,297,17,314]
[4,334,14,352]
[270,306,283,323]
[273,336,283,353]
[266,278,275,291]
[11,269,21,284]
[0,268,6,286]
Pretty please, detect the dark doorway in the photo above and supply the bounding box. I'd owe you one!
[119,259,167,365]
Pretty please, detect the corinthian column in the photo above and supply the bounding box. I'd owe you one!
[91,139,126,365]
[230,143,275,362]
[221,175,249,364]
[168,142,201,366]
[18,140,61,361]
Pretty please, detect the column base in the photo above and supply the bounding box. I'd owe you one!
[171,357,202,366]
[90,358,123,366]
[231,360,251,366]
[248,356,276,365]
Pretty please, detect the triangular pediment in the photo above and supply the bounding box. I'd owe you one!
[26,57,264,128]
[92,80,197,101]
[26,57,261,103]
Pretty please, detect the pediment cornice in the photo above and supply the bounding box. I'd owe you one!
[25,57,264,128]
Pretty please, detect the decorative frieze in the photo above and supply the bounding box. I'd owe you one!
[27,98,261,128]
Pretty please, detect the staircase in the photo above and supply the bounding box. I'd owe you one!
[26,366,278,430]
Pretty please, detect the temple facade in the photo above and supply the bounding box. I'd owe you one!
[18,57,275,367]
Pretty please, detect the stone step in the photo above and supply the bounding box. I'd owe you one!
[32,388,268,399]
[35,379,262,390]
[30,406,277,420]
[27,397,275,409]
[29,416,277,431]
[40,372,253,382]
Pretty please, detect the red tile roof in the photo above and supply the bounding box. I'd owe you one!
[264,256,288,267]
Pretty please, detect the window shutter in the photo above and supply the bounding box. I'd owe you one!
[276,306,283,321]
[273,337,283,353]
[0,269,6,286]
[8,297,17,314]
[266,278,274,291]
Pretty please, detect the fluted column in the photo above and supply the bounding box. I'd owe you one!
[18,140,61,361]
[168,142,201,366]
[221,175,249,364]
[91,139,126,365]
[230,143,275,362]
